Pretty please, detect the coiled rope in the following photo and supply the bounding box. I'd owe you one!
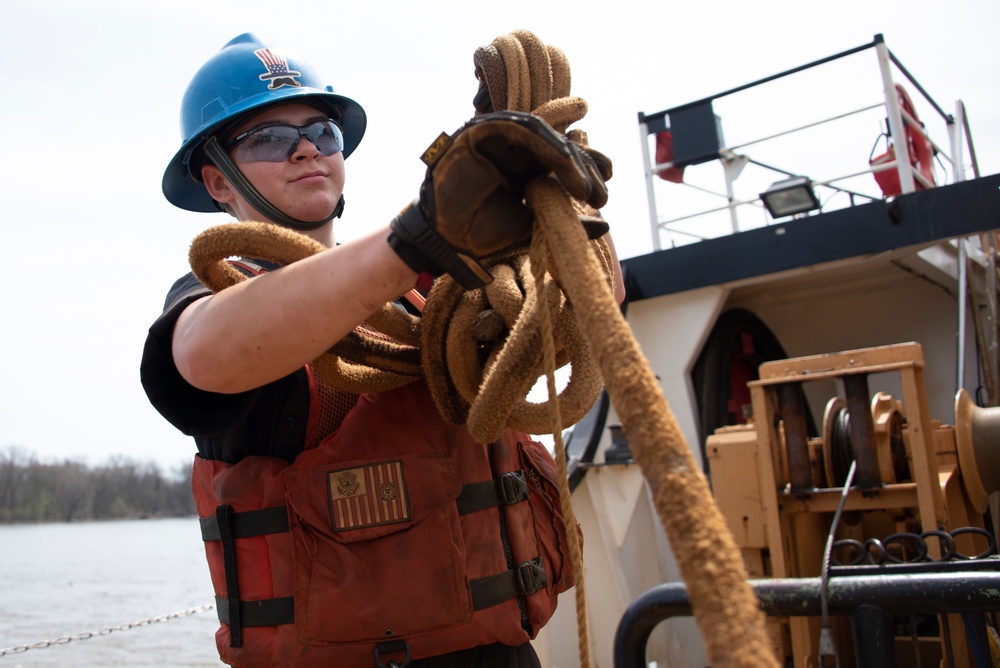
[188,29,777,668]
[472,30,603,667]
[481,29,776,666]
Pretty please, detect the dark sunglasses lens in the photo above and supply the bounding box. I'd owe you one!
[234,126,300,162]
[233,121,344,162]
[305,121,344,156]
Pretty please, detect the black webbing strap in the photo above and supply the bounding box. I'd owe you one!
[216,596,295,627]
[455,470,529,515]
[215,505,243,647]
[200,506,290,542]
[202,506,292,644]
[470,557,548,611]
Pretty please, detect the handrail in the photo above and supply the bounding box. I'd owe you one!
[725,102,886,154]
[960,101,981,179]
[638,34,952,133]
[614,566,1000,668]
[887,49,953,124]
[638,33,977,250]
[639,36,883,125]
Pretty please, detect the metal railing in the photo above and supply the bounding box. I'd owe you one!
[637,34,978,251]
[614,560,1000,668]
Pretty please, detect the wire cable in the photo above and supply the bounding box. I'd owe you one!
[819,459,857,667]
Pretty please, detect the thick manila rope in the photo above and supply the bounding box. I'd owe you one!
[187,224,605,429]
[479,30,777,668]
[527,225,593,668]
[473,30,597,667]
[187,222,423,393]
[420,249,606,440]
[528,177,777,668]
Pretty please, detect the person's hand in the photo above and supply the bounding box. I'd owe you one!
[388,111,612,289]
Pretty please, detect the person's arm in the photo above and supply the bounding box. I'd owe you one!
[172,227,417,395]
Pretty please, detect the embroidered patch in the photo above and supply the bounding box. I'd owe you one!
[253,48,302,90]
[327,460,410,531]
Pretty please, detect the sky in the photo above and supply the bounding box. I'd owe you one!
[2,0,998,474]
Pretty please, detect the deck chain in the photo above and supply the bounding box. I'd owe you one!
[0,602,216,656]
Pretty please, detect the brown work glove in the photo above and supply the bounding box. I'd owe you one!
[389,110,612,289]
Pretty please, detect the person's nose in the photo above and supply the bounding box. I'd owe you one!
[290,135,321,161]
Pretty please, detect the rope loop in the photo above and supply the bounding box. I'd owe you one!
[188,221,422,393]
[420,246,604,443]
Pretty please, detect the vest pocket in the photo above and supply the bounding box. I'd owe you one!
[284,453,471,645]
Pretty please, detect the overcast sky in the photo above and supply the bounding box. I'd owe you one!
[2,0,998,473]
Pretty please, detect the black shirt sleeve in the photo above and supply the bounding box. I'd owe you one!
[139,272,309,464]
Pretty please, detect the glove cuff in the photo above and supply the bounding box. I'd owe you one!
[389,201,494,290]
[387,232,440,277]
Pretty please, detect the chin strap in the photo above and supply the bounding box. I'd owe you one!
[203,136,344,230]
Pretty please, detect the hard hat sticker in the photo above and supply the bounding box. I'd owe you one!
[254,48,302,90]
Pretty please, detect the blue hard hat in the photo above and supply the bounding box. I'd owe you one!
[163,33,367,213]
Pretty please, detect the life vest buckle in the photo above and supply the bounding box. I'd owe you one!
[516,557,548,596]
[498,470,529,506]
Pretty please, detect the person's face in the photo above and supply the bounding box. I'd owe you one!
[202,103,347,226]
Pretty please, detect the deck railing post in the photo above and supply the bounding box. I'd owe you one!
[875,40,916,195]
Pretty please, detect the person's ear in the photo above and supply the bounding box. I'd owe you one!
[201,164,236,204]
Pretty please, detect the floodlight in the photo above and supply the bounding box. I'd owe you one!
[760,176,821,218]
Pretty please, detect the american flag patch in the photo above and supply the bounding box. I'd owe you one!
[327,460,410,531]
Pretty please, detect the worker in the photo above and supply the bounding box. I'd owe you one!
[141,33,615,667]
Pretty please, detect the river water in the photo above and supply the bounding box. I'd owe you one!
[0,518,223,667]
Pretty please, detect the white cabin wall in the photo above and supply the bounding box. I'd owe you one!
[623,285,731,470]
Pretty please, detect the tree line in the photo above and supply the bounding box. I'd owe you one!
[0,445,195,523]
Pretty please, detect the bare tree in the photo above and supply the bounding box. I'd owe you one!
[0,447,194,523]
[0,446,34,519]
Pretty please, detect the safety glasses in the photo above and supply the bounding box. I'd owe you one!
[225,119,344,163]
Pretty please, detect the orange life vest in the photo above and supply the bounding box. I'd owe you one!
[193,378,577,668]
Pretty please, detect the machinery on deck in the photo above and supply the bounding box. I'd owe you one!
[706,342,999,666]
